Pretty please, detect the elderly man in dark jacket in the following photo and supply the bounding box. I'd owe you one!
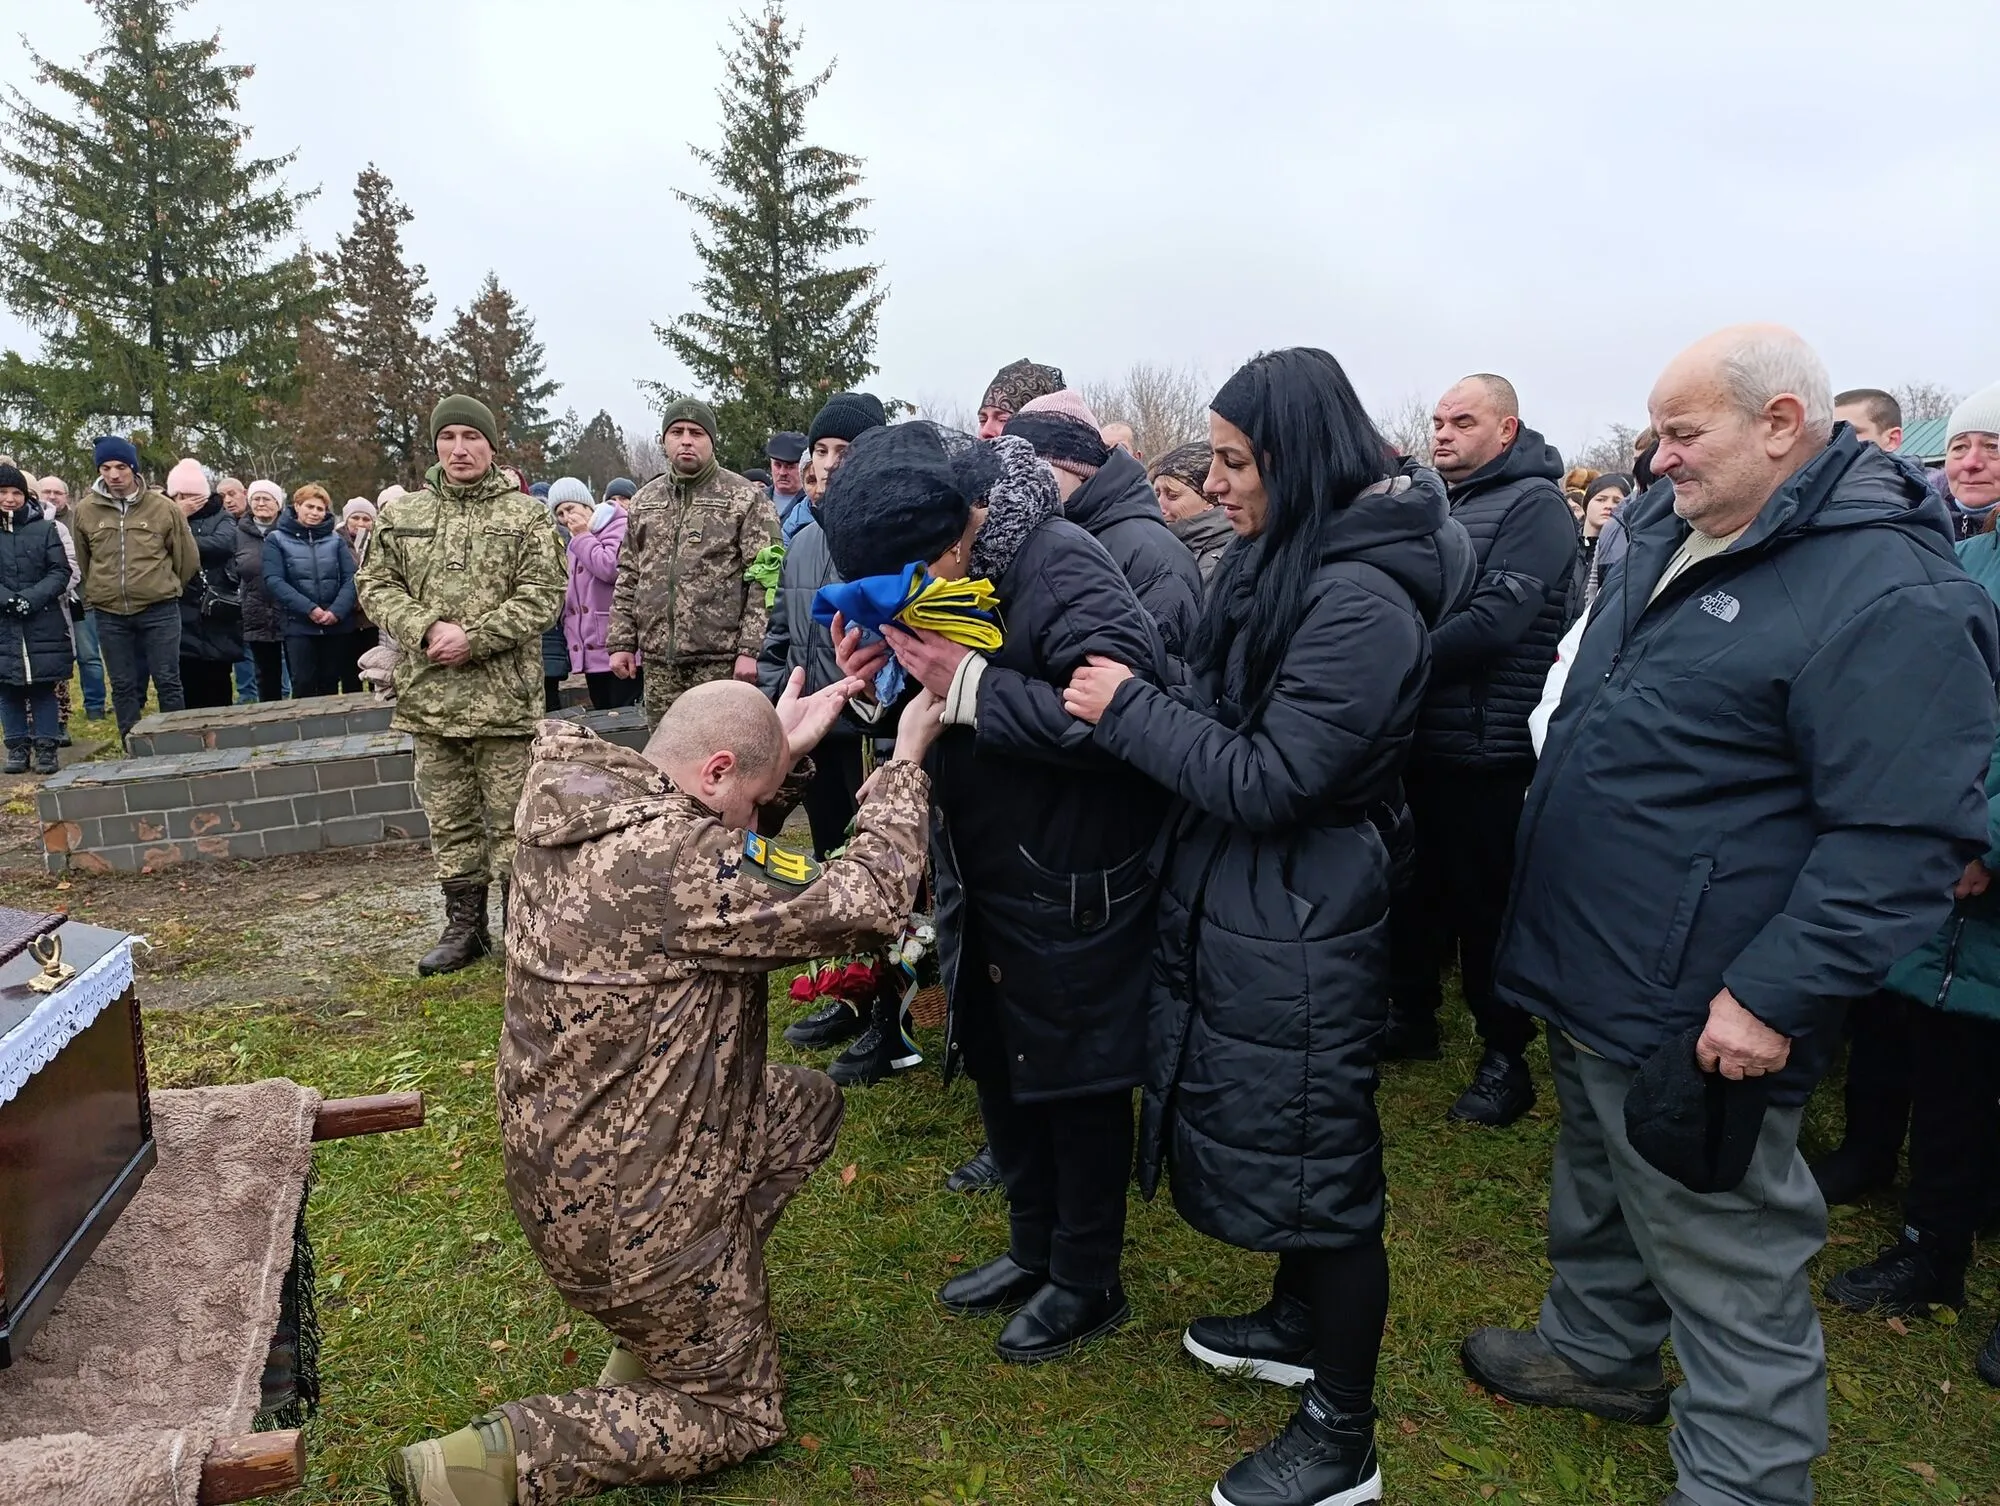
[1461,325,2000,1506]
[1384,373,1577,1127]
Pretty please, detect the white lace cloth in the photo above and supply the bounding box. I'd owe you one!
[0,937,137,1108]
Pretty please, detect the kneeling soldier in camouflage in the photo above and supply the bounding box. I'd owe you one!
[388,672,941,1506]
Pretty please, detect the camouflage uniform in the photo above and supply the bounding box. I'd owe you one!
[496,719,929,1505]
[356,466,568,883]
[606,464,779,728]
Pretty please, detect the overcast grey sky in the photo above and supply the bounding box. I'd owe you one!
[5,0,1996,456]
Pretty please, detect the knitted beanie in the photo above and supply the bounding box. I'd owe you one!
[165,457,209,498]
[807,391,889,448]
[980,358,1065,417]
[546,476,594,509]
[820,422,969,582]
[0,464,27,496]
[605,478,637,500]
[529,481,551,499]
[1583,472,1635,503]
[1947,379,2000,441]
[1006,389,1111,479]
[375,483,407,508]
[93,435,141,472]
[248,479,285,507]
[659,396,720,442]
[430,394,501,450]
[342,497,378,524]
[1148,441,1212,496]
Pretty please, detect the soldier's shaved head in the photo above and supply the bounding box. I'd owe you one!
[646,680,786,779]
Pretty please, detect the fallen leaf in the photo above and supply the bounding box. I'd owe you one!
[548,1322,573,1342]
[1397,1418,1420,1436]
[1903,1462,1937,1484]
[1479,1487,1497,1500]
[1199,1416,1232,1429]
[488,1339,509,1352]
[1832,1372,1866,1405]
[476,1384,496,1398]
[945,1253,965,1266]
[1940,1379,1952,1394]
[54,881,69,891]
[560,1347,578,1367]
[839,1163,857,1186]
[1886,1317,1910,1336]
[850,1464,878,1487]
[798,1434,821,1452]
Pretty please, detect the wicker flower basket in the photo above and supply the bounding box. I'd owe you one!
[909,984,948,1031]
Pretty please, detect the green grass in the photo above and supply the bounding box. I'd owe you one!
[129,951,2000,1505]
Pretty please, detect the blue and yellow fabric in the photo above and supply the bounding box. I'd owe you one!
[812,563,1003,702]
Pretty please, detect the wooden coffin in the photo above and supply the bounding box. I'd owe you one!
[0,918,152,1366]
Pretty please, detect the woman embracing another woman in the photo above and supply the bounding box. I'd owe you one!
[1065,348,1474,1506]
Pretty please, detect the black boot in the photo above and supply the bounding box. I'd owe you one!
[785,996,867,1049]
[1978,1314,2000,1388]
[418,882,493,976]
[1810,1143,1898,1206]
[1460,1327,1669,1424]
[995,1279,1130,1364]
[31,739,58,775]
[946,1142,1004,1194]
[1449,1049,1535,1127]
[1826,1229,1969,1316]
[2,739,26,775]
[1212,1385,1381,1506]
[1184,1288,1315,1389]
[1378,1006,1441,1062]
[828,982,921,1086]
[938,1253,1046,1317]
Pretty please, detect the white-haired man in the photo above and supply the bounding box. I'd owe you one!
[1463,325,2000,1506]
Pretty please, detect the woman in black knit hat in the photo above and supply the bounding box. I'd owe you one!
[1065,348,1477,1506]
[821,423,1170,1365]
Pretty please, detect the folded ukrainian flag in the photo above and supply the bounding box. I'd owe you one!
[812,563,1003,652]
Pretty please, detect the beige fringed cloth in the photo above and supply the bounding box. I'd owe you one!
[0,1079,321,1505]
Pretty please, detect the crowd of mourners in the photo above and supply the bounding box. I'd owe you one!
[12,327,2000,1506]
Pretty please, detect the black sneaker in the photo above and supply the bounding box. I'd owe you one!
[1211,1386,1380,1506]
[1378,1008,1441,1062]
[946,1142,1004,1194]
[1449,1050,1534,1127]
[1826,1231,1968,1316]
[1184,1291,1314,1388]
[1977,1314,2000,1388]
[784,997,865,1049]
[1809,1144,1897,1207]
[827,987,921,1086]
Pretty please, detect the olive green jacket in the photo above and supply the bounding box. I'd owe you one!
[355,466,568,738]
[607,464,779,665]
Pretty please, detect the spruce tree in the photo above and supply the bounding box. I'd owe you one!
[567,410,632,494]
[319,166,439,489]
[0,0,320,471]
[443,272,559,475]
[649,1,885,468]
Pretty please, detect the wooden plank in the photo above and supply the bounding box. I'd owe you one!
[199,1429,303,1503]
[311,1091,423,1142]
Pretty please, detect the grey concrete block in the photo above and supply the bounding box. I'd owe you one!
[225,832,267,861]
[323,814,385,848]
[378,752,414,782]
[382,812,430,841]
[47,784,127,820]
[224,797,299,832]
[253,764,318,798]
[315,758,378,789]
[261,824,321,856]
[167,805,238,840]
[124,779,192,812]
[351,783,411,815]
[292,790,355,825]
[191,770,258,805]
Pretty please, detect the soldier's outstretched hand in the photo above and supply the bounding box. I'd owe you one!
[777,665,866,765]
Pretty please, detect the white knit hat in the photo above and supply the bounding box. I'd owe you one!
[1948,381,2000,442]
[247,479,284,506]
[546,476,594,508]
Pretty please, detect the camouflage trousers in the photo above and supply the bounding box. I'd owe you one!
[640,656,737,730]
[501,1065,844,1505]
[411,732,533,885]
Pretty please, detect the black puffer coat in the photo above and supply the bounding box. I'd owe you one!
[235,513,282,643]
[1093,466,1475,1249]
[1414,428,1574,769]
[0,502,76,689]
[932,515,1171,1101]
[178,495,245,663]
[1064,448,1205,656]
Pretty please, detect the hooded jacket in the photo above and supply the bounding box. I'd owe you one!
[264,506,358,637]
[1497,430,2000,1106]
[1415,427,1575,768]
[1169,506,1235,589]
[1063,448,1205,655]
[354,465,569,739]
[234,512,283,643]
[178,494,246,663]
[497,719,928,1300]
[70,480,199,616]
[1092,463,1476,1249]
[0,501,76,689]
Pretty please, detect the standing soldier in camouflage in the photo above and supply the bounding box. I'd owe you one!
[607,397,780,727]
[387,675,943,1506]
[356,395,568,976]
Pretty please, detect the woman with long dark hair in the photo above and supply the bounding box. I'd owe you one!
[1066,348,1474,1506]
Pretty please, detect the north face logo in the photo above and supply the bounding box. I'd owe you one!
[1700,590,1740,623]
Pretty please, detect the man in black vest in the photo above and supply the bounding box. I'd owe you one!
[1386,373,1577,1126]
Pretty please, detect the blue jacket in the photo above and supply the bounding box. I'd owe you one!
[1495,429,2000,1105]
[262,509,358,636]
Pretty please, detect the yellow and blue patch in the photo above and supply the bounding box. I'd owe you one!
[741,830,822,889]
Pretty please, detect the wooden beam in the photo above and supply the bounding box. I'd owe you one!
[312,1091,424,1142]
[199,1429,303,1503]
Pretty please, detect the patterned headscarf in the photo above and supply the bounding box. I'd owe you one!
[980,358,1065,418]
[1148,441,1213,496]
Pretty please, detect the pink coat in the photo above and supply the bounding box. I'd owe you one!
[564,506,628,674]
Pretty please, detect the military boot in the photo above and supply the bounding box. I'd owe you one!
[3,739,27,775]
[418,882,493,977]
[829,982,922,1086]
